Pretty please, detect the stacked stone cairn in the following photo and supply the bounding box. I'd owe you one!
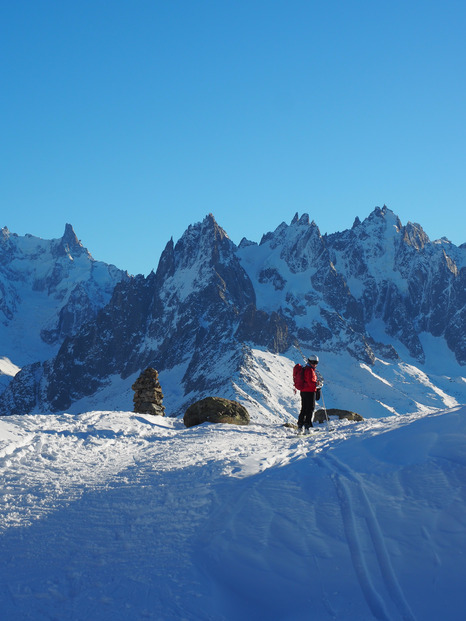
[132,367,165,416]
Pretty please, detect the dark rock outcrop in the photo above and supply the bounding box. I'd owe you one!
[235,305,291,353]
[314,408,364,423]
[183,397,250,428]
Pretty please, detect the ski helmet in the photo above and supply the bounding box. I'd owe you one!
[307,355,319,365]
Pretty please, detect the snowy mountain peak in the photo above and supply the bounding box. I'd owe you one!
[154,238,176,282]
[0,225,128,369]
[207,212,229,237]
[172,213,235,273]
[1,224,90,266]
[1,226,12,242]
[402,221,430,250]
[0,226,17,255]
[296,213,311,226]
[289,212,313,227]
[359,205,402,236]
[257,213,325,274]
[55,223,89,259]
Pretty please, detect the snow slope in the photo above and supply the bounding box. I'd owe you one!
[1,405,465,620]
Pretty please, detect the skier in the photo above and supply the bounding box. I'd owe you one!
[295,354,321,435]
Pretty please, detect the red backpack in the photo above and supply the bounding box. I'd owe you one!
[293,364,305,390]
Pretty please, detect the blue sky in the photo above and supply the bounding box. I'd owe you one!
[1,1,465,275]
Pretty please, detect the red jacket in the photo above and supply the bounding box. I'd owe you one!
[301,365,318,392]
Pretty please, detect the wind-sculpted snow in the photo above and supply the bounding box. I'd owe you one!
[0,406,465,619]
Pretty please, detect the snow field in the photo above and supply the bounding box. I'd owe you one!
[1,406,466,620]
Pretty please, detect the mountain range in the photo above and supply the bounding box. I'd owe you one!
[0,224,127,392]
[0,207,465,418]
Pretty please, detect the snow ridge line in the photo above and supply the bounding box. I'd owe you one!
[324,454,416,621]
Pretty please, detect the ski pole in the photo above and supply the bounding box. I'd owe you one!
[293,341,307,363]
[320,387,332,431]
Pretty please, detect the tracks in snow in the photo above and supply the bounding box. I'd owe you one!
[321,452,416,621]
[0,410,434,620]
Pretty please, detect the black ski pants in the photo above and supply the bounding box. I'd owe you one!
[298,391,316,429]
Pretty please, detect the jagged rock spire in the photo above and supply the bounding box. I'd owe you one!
[55,224,90,259]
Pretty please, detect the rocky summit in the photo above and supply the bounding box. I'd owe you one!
[0,208,464,420]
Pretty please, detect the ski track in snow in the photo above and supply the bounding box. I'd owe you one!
[0,408,465,620]
[323,453,415,621]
